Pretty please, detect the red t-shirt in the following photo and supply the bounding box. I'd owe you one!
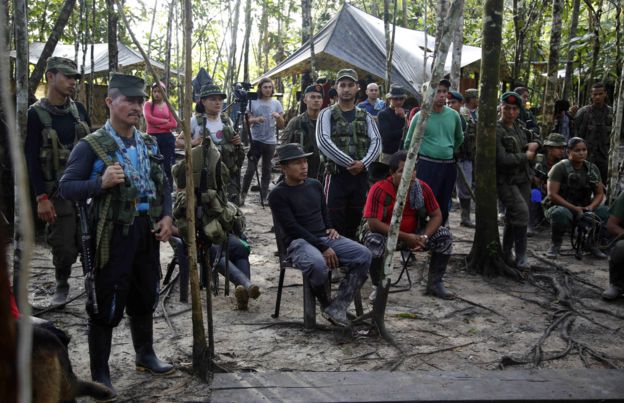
[363,177,439,233]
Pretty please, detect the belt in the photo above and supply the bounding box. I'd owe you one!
[418,155,456,164]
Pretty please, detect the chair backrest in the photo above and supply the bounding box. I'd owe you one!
[271,212,291,267]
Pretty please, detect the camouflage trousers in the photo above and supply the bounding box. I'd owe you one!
[45,197,80,270]
[545,204,609,232]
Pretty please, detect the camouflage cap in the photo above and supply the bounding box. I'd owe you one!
[500,91,523,108]
[447,91,464,101]
[543,133,566,147]
[109,73,148,97]
[304,83,324,95]
[464,88,479,99]
[199,83,226,99]
[46,56,81,79]
[386,84,407,99]
[336,68,358,82]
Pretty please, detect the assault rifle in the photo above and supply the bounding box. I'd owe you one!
[77,201,98,314]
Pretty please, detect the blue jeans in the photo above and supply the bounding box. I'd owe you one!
[416,158,457,224]
[286,236,371,288]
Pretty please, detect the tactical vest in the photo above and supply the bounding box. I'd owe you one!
[84,128,166,269]
[458,116,476,161]
[30,100,90,195]
[195,113,245,174]
[558,159,600,207]
[324,105,370,174]
[171,135,239,244]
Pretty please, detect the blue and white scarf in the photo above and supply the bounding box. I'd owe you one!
[104,121,156,201]
[409,179,424,210]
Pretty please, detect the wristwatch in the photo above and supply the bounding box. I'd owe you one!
[421,234,428,242]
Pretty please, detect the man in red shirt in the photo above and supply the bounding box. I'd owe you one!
[363,151,454,299]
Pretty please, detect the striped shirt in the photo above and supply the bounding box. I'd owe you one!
[315,106,381,168]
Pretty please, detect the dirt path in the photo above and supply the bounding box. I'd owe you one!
[18,190,624,401]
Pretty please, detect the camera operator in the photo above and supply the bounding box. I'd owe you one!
[240,78,284,205]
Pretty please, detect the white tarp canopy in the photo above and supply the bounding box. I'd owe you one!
[258,3,481,95]
[10,41,182,77]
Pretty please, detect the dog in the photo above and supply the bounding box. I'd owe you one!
[0,224,115,402]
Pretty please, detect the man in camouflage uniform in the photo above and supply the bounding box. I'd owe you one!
[448,90,476,227]
[59,73,174,396]
[25,57,91,307]
[602,191,624,300]
[575,82,613,183]
[529,133,566,236]
[514,86,540,137]
[280,84,324,180]
[496,92,541,269]
[316,69,381,239]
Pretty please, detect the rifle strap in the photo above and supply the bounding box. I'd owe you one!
[84,135,115,269]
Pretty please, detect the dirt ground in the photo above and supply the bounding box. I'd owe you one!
[17,186,624,402]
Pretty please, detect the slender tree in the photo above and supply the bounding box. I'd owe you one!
[146,0,158,58]
[242,0,252,82]
[450,0,464,90]
[608,63,624,205]
[224,0,242,90]
[28,0,76,98]
[7,0,35,400]
[164,0,175,87]
[468,0,522,278]
[107,0,118,72]
[541,0,564,136]
[585,0,603,102]
[562,0,580,101]
[183,0,211,379]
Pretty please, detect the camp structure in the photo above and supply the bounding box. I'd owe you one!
[259,3,482,96]
[10,41,182,78]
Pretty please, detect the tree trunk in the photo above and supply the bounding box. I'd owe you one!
[183,0,211,380]
[383,1,461,279]
[541,0,563,136]
[402,0,407,27]
[301,0,312,43]
[562,0,580,101]
[6,0,35,400]
[422,0,428,83]
[107,0,118,72]
[431,0,449,69]
[607,62,624,205]
[146,0,158,58]
[384,0,391,85]
[164,0,175,88]
[512,0,525,81]
[585,0,603,103]
[89,0,95,115]
[450,0,464,90]
[224,0,242,91]
[468,0,521,278]
[243,0,252,83]
[28,0,76,98]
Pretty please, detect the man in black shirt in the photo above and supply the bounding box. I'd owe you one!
[268,143,371,327]
[25,57,91,307]
[377,85,407,164]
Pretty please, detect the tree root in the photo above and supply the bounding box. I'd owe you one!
[454,295,507,319]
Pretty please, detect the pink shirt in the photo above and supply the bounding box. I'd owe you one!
[144,101,177,134]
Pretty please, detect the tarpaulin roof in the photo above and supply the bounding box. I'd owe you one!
[258,3,481,96]
[10,41,182,77]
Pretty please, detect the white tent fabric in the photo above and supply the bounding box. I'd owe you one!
[10,41,182,76]
[259,3,481,95]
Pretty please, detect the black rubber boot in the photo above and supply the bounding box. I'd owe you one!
[459,198,475,228]
[129,315,174,375]
[88,320,117,401]
[546,227,564,259]
[502,225,515,267]
[513,225,530,269]
[425,253,454,299]
[322,271,367,327]
[311,283,331,310]
[50,265,71,307]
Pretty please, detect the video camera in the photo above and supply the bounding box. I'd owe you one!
[232,82,257,105]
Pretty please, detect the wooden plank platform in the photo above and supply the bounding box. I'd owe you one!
[211,369,624,402]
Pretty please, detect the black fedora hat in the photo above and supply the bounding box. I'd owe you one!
[275,143,313,164]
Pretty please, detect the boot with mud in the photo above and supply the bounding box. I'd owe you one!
[217,259,261,303]
[546,228,564,259]
[425,253,454,299]
[129,315,174,375]
[311,283,331,310]
[502,224,515,267]
[234,285,249,310]
[513,225,530,270]
[50,265,71,307]
[459,198,475,228]
[88,320,117,401]
[322,271,367,327]
[602,285,623,301]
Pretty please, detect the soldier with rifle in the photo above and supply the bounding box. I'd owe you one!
[59,73,174,398]
[25,57,91,307]
[280,84,324,180]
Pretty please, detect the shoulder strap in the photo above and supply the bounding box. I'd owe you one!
[30,103,53,128]
[562,159,574,176]
[84,129,116,167]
